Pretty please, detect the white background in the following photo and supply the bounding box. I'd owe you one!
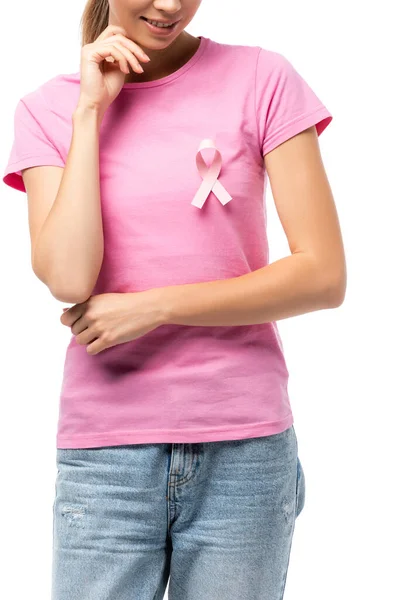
[0,1,398,599]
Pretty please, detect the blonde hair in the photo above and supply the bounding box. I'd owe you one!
[80,0,110,46]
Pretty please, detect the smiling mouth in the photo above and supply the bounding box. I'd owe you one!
[140,17,180,27]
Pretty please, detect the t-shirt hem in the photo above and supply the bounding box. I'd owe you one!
[3,155,65,192]
[56,413,294,448]
[262,105,333,156]
[5,154,65,172]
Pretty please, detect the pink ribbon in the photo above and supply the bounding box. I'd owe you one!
[191,138,233,209]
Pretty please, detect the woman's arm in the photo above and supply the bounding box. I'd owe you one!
[27,103,104,304]
[158,126,346,327]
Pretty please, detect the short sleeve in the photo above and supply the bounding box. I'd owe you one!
[2,96,65,193]
[255,48,333,157]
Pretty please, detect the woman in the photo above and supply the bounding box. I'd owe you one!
[2,1,346,598]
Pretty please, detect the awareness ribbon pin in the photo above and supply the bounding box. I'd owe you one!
[191,138,233,209]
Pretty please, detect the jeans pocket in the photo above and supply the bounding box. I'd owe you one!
[295,456,306,517]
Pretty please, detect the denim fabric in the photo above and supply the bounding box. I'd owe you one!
[52,424,305,599]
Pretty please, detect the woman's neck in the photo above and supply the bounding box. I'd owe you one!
[123,32,201,84]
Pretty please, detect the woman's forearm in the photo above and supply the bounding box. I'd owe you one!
[33,103,104,304]
[157,252,346,327]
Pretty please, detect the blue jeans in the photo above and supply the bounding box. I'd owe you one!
[52,424,305,599]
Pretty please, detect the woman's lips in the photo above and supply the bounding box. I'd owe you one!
[141,17,180,35]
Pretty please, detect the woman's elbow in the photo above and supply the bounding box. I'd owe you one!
[321,267,347,308]
[32,257,95,304]
[50,285,92,305]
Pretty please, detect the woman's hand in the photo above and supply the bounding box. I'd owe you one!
[60,290,166,355]
[78,24,151,118]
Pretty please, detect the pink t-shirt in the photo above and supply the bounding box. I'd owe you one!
[3,35,333,448]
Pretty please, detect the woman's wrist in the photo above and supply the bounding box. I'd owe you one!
[73,99,103,127]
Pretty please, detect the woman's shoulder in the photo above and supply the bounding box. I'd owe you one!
[18,70,81,115]
[207,36,286,75]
